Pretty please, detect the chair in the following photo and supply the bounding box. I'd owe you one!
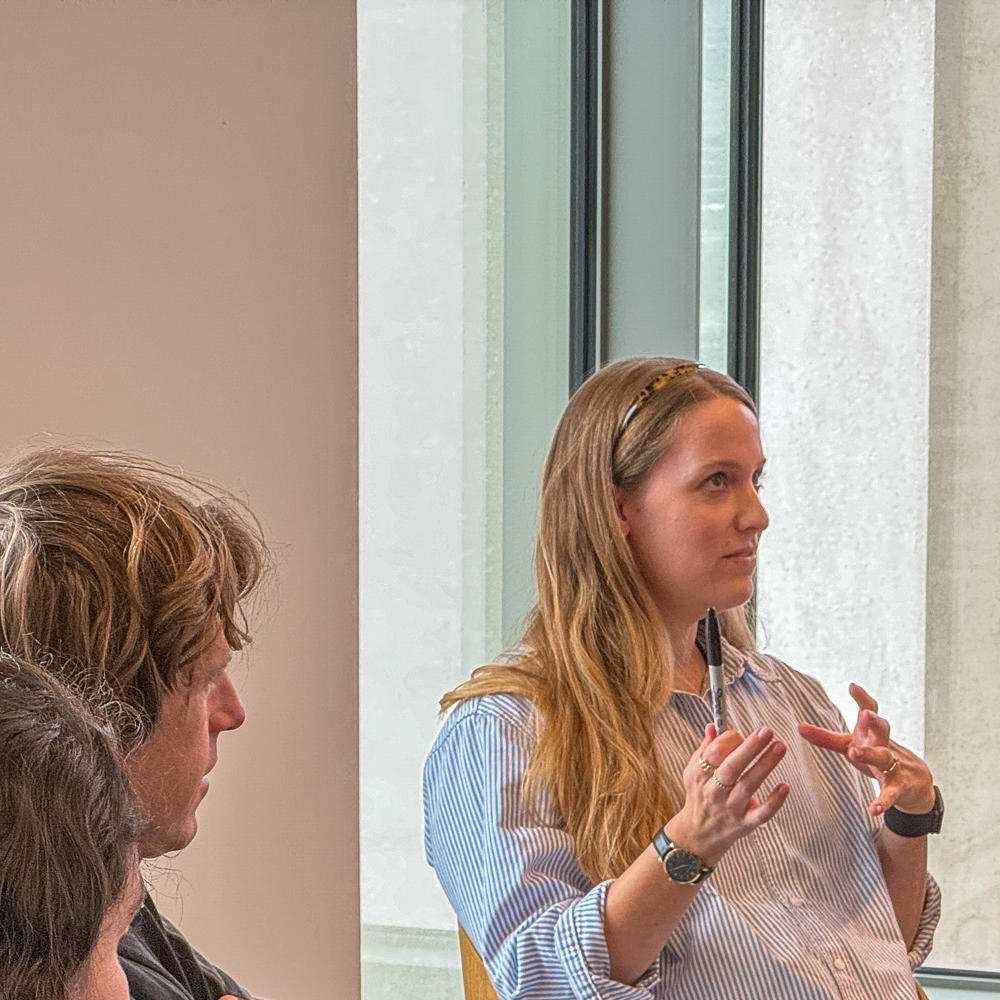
[458,925,500,1000]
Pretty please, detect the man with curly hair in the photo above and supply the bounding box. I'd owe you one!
[0,447,269,1000]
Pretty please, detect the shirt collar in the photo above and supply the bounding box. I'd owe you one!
[720,636,780,685]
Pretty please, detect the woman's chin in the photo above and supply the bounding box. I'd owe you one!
[712,584,755,614]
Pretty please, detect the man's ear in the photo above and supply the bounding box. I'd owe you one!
[610,484,630,538]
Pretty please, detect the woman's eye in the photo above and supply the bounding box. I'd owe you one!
[753,471,766,491]
[705,472,727,488]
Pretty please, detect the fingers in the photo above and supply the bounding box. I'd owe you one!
[868,788,896,816]
[699,727,744,767]
[798,721,851,753]
[675,725,794,863]
[847,743,897,775]
[699,728,788,811]
[736,737,787,792]
[869,779,936,817]
[688,723,722,770]
[800,685,892,769]
[744,782,791,827]
[866,769,907,816]
[714,726,780,785]
[849,682,878,714]
[684,724,732,787]
[848,740,937,817]
[856,708,891,744]
[850,685,891,743]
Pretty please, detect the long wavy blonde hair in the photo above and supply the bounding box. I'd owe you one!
[441,357,757,882]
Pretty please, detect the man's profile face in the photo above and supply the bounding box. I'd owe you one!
[126,626,246,857]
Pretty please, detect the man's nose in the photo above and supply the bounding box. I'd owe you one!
[211,672,247,733]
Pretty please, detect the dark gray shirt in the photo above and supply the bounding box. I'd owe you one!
[119,895,253,1000]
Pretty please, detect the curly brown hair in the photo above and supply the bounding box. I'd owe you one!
[0,447,268,744]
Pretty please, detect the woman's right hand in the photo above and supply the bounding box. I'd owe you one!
[665,724,790,867]
[604,724,790,984]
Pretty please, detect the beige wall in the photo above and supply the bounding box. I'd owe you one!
[0,3,358,998]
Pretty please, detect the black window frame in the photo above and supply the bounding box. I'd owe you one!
[569,0,761,402]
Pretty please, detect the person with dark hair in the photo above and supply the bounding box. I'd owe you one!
[424,358,941,999]
[0,651,143,1000]
[0,447,269,1000]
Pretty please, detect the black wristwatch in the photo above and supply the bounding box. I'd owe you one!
[884,785,944,837]
[652,829,713,885]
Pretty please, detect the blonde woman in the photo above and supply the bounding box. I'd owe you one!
[424,358,940,1000]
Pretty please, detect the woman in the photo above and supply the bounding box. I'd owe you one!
[424,358,940,999]
[0,652,143,1000]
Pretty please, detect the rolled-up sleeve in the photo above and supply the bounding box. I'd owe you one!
[807,688,942,972]
[424,698,658,1000]
[907,874,941,970]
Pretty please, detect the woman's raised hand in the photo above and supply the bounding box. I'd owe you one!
[797,683,935,816]
[665,724,790,867]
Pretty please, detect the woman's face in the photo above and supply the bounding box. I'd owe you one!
[615,394,768,632]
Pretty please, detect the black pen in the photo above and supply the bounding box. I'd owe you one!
[705,607,726,734]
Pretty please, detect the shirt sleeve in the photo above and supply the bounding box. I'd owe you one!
[907,873,941,970]
[784,661,942,969]
[423,701,660,1000]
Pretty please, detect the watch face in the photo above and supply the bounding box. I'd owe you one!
[665,848,702,884]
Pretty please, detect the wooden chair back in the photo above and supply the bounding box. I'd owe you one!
[458,925,500,1000]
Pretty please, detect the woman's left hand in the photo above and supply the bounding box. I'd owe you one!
[798,683,935,817]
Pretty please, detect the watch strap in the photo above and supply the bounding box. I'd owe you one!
[652,829,713,884]
[652,828,672,860]
[884,785,944,837]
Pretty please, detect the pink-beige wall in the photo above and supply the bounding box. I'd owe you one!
[0,3,358,997]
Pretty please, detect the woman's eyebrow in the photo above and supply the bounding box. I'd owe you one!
[693,457,767,472]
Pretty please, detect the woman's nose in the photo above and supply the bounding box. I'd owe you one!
[739,484,769,534]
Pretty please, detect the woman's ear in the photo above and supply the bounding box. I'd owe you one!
[610,485,630,538]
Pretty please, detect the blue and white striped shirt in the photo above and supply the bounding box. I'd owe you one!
[423,642,940,999]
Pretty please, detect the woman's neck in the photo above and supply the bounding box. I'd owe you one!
[665,623,705,694]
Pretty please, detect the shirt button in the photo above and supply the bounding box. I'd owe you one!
[833,958,846,971]
[788,895,802,906]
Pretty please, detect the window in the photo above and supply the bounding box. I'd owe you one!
[358,3,727,996]
[359,1,1000,995]
[757,1,999,990]
[359,3,569,996]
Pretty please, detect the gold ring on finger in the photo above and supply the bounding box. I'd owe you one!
[698,756,716,775]
[880,755,899,776]
[712,772,735,791]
